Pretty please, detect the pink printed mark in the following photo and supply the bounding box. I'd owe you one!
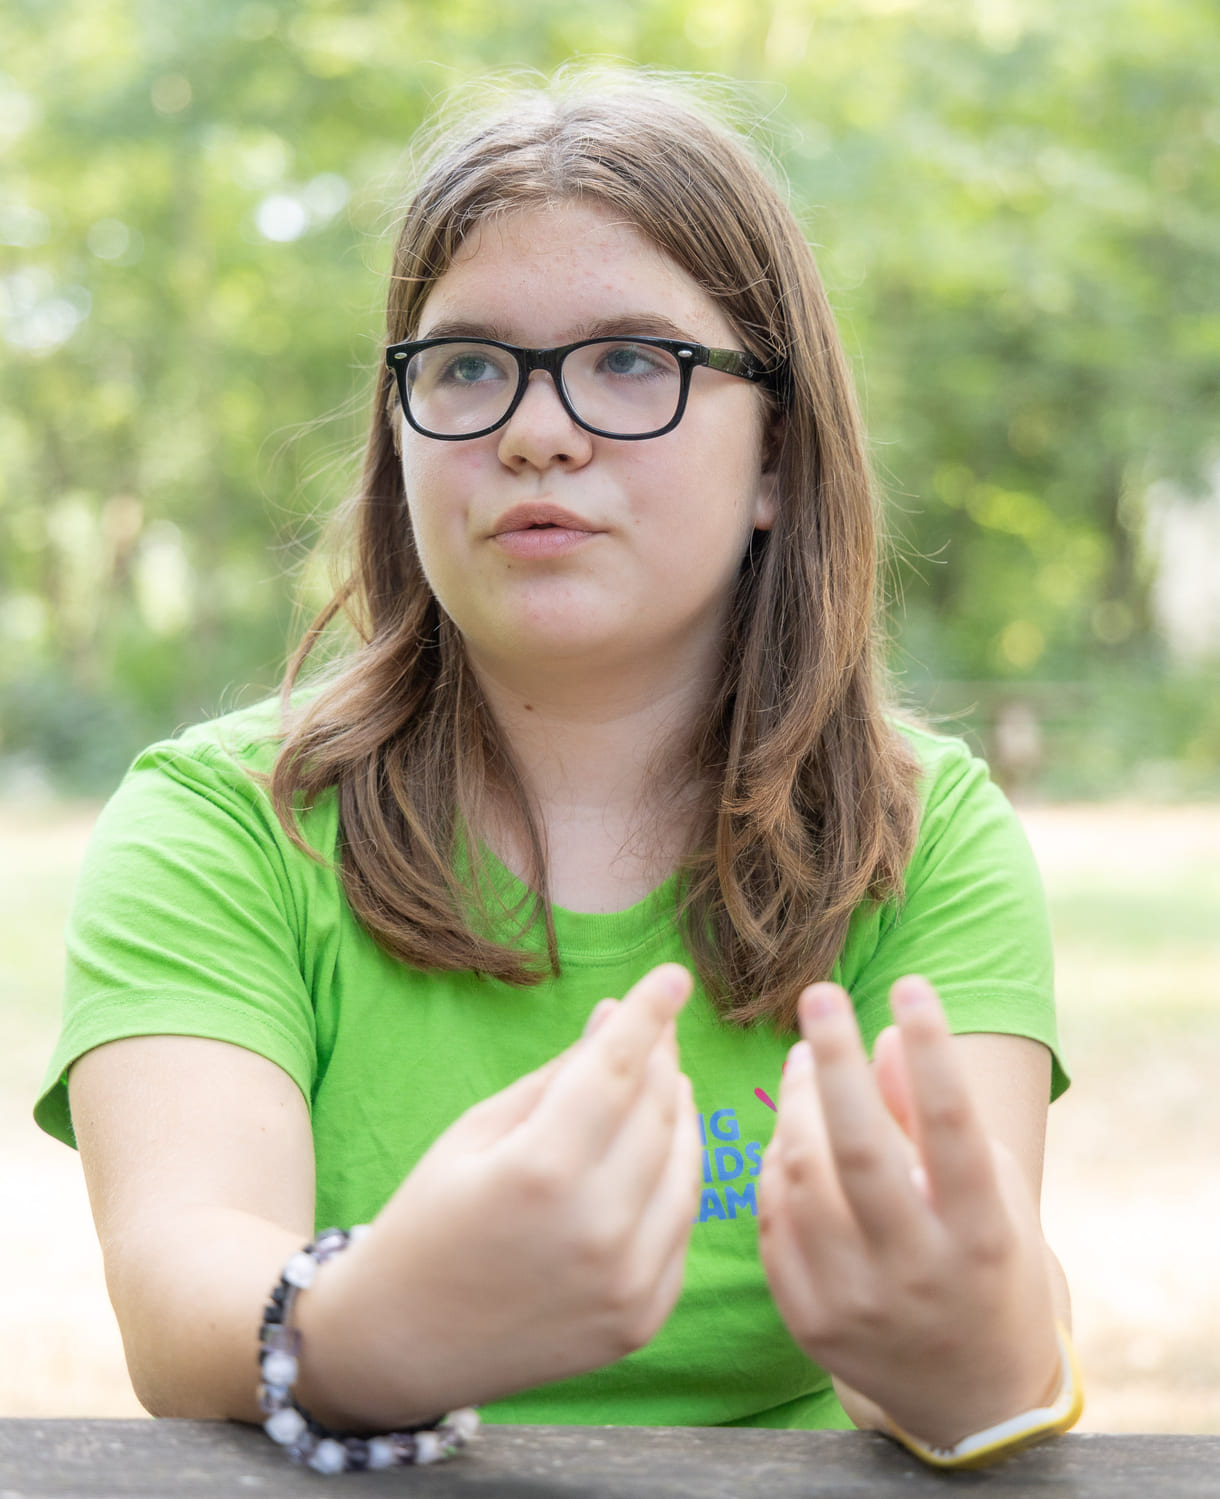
[754,1087,777,1113]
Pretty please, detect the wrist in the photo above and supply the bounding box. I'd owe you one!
[290,1226,449,1433]
[881,1322,1084,1470]
[288,1238,378,1431]
[871,1319,1063,1452]
[258,1226,478,1474]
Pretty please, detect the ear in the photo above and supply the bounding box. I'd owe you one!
[752,469,778,532]
[755,449,785,533]
[751,417,784,531]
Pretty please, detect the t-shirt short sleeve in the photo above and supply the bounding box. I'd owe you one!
[837,723,1068,1100]
[34,729,322,1148]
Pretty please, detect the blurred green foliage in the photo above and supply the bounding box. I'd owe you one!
[2,0,1218,795]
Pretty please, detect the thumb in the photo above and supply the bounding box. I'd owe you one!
[440,999,617,1153]
[441,1051,568,1152]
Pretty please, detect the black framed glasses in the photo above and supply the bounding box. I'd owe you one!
[384,334,777,441]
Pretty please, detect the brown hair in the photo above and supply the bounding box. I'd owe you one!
[271,69,921,1029]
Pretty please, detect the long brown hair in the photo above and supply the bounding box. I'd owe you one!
[271,70,921,1029]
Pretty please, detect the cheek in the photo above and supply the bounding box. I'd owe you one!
[399,454,463,606]
[400,442,481,539]
[674,415,770,540]
[627,420,760,512]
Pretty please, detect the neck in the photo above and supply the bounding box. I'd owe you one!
[465,646,718,912]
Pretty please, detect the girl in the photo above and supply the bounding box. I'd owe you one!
[37,71,1080,1474]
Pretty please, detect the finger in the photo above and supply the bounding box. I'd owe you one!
[629,1071,702,1275]
[767,1038,860,1267]
[594,1037,687,1221]
[583,998,618,1038]
[757,1128,830,1343]
[889,976,1004,1231]
[636,1195,696,1347]
[872,1026,929,1199]
[798,984,925,1245]
[530,964,693,1162]
[873,1025,917,1141]
[774,1039,831,1166]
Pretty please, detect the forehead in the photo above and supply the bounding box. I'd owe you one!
[415,200,736,345]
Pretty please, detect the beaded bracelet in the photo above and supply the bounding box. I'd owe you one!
[257,1224,480,1474]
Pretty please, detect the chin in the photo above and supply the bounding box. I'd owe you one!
[464,613,643,673]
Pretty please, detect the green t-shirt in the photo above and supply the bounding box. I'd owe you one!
[35,699,1066,1430]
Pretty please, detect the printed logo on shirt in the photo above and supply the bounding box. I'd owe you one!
[695,1105,767,1224]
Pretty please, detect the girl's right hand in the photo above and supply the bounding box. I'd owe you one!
[296,962,700,1428]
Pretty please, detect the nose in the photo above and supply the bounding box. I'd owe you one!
[496,369,594,472]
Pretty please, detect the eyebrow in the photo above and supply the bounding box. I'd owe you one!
[417,314,699,345]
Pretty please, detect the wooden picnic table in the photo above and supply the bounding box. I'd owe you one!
[2,1420,1218,1497]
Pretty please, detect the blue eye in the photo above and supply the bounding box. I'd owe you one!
[591,342,678,383]
[600,344,655,377]
[444,354,498,384]
[605,346,645,375]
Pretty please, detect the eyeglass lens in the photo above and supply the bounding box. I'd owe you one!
[404,340,684,437]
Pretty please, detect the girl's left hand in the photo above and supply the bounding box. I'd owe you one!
[758,975,1062,1450]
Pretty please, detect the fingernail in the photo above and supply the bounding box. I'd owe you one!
[659,965,692,1000]
[892,976,931,1010]
[787,1040,813,1074]
[801,983,842,1021]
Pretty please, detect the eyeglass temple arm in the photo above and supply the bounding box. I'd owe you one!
[705,347,775,385]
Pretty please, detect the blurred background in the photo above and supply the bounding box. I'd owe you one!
[2,0,1218,1432]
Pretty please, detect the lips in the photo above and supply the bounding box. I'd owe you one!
[489,502,603,561]
[490,502,600,538]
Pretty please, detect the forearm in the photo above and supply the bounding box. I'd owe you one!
[106,1205,467,1431]
[106,1205,303,1423]
[86,975,697,1435]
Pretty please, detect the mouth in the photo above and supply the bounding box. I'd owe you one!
[491,502,600,538]
[488,502,603,561]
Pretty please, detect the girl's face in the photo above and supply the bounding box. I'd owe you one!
[399,200,776,689]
